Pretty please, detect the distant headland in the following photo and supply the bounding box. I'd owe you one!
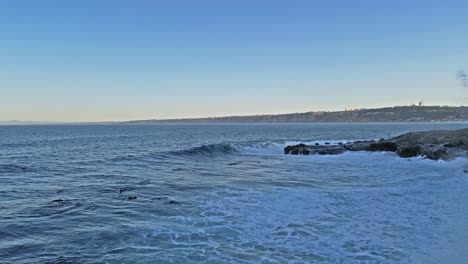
[124,105,468,124]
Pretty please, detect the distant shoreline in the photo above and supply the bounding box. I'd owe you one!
[123,105,468,124]
[3,121,468,126]
[2,105,468,125]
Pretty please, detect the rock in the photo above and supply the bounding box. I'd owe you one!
[284,143,307,154]
[423,147,449,160]
[391,128,468,150]
[291,148,310,155]
[284,128,468,160]
[343,141,373,151]
[285,143,312,155]
[367,142,398,152]
[284,144,345,155]
[316,146,346,155]
[397,146,422,158]
[444,141,465,148]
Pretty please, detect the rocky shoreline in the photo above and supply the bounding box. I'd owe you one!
[284,128,468,161]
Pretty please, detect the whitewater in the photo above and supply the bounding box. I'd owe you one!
[1,123,467,263]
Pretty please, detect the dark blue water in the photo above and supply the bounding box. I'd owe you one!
[1,123,468,263]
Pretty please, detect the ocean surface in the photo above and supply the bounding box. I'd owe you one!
[1,123,468,264]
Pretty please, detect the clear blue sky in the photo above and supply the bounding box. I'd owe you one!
[1,0,468,122]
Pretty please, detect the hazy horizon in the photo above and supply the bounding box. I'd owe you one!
[0,104,466,124]
[2,1,468,122]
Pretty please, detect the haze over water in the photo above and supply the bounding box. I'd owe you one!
[1,123,468,263]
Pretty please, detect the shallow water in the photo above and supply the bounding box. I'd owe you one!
[1,123,468,263]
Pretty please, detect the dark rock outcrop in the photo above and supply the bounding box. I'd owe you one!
[284,144,345,155]
[284,128,468,160]
[444,141,465,148]
[397,146,422,158]
[367,142,398,152]
[423,147,449,160]
[343,141,374,151]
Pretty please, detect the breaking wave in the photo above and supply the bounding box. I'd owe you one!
[167,141,284,157]
[176,143,240,155]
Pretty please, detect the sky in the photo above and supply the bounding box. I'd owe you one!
[1,0,468,122]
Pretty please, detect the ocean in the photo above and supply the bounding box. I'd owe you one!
[1,123,468,263]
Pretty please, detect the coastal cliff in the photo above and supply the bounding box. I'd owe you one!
[124,106,468,124]
[284,128,468,161]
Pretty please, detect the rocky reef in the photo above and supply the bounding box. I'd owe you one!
[284,128,468,161]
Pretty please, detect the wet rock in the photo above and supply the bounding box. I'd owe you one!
[284,128,468,161]
[343,141,373,151]
[284,143,307,154]
[444,141,465,148]
[367,142,398,152]
[284,144,346,155]
[423,147,449,160]
[397,146,422,158]
[285,143,310,155]
[316,146,346,155]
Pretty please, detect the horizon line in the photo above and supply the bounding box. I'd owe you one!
[1,104,467,124]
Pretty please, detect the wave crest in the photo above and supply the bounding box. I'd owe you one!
[174,143,240,156]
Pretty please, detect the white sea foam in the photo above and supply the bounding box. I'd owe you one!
[144,154,468,263]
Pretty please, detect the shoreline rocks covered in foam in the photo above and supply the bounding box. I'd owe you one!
[284,128,468,161]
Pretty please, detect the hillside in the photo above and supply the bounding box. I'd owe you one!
[124,106,468,123]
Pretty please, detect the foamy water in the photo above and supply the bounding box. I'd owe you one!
[1,123,467,263]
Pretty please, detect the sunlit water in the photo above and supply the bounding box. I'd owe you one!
[1,123,468,264]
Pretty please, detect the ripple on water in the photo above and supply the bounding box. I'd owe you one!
[0,164,31,173]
